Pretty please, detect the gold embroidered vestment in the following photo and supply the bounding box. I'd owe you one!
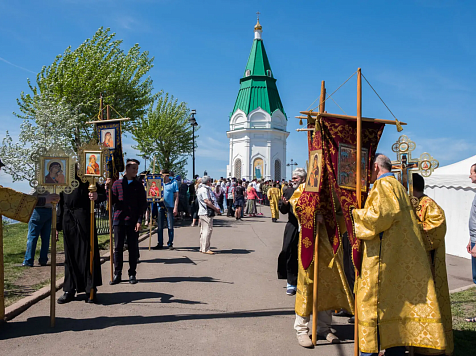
[352,176,446,353]
[414,195,453,355]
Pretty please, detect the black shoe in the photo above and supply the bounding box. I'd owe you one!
[109,274,122,285]
[129,275,138,284]
[333,310,353,317]
[57,291,75,304]
[152,244,163,250]
[39,261,48,266]
[86,290,97,304]
[168,244,174,250]
[348,316,355,324]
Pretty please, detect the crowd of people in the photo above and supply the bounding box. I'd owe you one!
[7,153,476,355]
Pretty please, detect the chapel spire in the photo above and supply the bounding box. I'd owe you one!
[254,12,262,40]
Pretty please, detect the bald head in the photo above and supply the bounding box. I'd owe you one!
[371,153,392,183]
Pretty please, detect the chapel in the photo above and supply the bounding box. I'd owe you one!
[226,18,289,181]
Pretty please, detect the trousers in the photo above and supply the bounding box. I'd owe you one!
[472,242,476,284]
[294,310,333,335]
[23,207,52,266]
[157,206,174,246]
[113,224,138,276]
[199,215,213,252]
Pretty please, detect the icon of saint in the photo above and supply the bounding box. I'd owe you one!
[45,161,65,184]
[86,155,100,175]
[148,181,160,197]
[307,154,320,187]
[103,131,114,148]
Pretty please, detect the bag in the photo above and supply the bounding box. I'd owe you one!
[207,206,216,218]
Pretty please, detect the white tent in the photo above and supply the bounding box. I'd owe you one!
[424,155,476,258]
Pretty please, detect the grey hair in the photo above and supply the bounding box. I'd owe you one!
[374,153,392,172]
[293,167,307,180]
[201,175,211,184]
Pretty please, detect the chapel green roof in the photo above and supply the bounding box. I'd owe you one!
[231,27,286,119]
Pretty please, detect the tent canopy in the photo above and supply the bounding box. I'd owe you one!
[425,154,476,189]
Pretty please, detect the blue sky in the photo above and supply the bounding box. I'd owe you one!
[1,0,475,192]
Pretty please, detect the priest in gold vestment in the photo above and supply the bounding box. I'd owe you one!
[291,182,354,348]
[412,173,453,356]
[267,183,280,222]
[352,155,447,356]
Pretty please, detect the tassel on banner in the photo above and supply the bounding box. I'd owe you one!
[395,119,403,132]
[328,255,335,269]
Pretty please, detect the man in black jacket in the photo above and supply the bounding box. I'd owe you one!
[277,167,307,296]
[107,159,147,285]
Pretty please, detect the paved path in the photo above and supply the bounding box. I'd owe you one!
[0,209,473,355]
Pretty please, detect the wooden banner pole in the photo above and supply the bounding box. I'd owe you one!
[50,187,57,327]
[88,180,97,302]
[149,157,157,251]
[311,80,326,346]
[0,217,4,322]
[354,68,362,356]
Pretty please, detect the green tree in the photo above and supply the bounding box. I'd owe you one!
[132,92,196,177]
[0,92,83,182]
[16,27,154,149]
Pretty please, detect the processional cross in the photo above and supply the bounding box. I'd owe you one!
[391,134,439,200]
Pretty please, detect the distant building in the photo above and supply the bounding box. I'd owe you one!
[226,18,289,181]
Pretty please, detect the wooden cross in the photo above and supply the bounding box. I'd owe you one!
[391,134,439,197]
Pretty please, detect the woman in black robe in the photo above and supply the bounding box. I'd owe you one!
[56,177,106,304]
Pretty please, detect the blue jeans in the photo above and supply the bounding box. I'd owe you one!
[472,242,476,284]
[157,206,174,246]
[23,207,52,266]
[361,347,406,356]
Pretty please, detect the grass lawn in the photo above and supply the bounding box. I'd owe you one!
[451,287,476,356]
[3,221,111,307]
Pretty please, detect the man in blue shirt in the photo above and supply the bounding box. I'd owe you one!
[153,169,179,250]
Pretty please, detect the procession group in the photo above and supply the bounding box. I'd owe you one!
[3,151,476,355]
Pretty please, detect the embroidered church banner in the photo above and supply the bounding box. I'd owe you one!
[296,117,384,272]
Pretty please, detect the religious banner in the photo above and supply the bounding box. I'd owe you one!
[296,117,384,272]
[96,120,124,179]
[144,174,164,203]
[253,158,264,180]
[305,150,322,193]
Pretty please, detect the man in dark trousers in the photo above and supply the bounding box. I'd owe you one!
[278,168,307,296]
[107,159,147,285]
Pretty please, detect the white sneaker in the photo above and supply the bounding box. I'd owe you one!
[296,334,313,348]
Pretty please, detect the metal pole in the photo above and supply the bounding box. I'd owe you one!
[192,125,196,178]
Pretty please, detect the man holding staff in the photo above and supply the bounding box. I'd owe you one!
[352,154,447,356]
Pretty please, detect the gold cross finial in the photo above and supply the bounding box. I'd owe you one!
[254,12,262,31]
[256,11,260,20]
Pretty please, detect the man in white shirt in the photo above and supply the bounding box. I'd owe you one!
[197,176,220,255]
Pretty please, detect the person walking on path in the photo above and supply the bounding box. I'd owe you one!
[190,178,201,227]
[56,175,106,304]
[22,190,53,267]
[214,183,224,214]
[267,183,281,222]
[277,168,306,296]
[233,179,245,221]
[197,176,220,254]
[226,181,235,217]
[245,183,258,217]
[466,163,476,322]
[153,169,179,250]
[108,159,147,285]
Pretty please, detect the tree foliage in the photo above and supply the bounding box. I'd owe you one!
[16,27,154,149]
[0,93,84,182]
[132,92,196,177]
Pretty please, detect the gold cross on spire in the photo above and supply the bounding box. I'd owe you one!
[256,11,260,20]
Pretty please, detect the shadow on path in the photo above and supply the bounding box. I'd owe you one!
[0,308,296,340]
[97,291,204,306]
[139,256,197,265]
[138,276,233,284]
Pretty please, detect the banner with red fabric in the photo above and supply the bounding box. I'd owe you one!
[295,116,384,273]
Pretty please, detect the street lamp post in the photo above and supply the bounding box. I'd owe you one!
[286,159,298,180]
[189,110,198,179]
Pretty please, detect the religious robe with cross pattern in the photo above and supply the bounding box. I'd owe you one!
[414,195,453,356]
[352,175,446,353]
